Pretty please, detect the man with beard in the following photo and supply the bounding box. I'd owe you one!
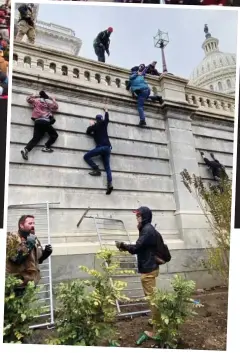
[115,206,171,338]
[93,27,113,63]
[6,215,53,296]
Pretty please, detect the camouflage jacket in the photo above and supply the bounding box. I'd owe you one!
[6,231,43,286]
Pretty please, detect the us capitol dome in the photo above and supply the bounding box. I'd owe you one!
[189,25,236,96]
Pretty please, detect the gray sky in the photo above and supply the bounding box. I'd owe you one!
[37,4,238,78]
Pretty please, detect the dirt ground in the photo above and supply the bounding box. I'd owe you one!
[29,287,228,350]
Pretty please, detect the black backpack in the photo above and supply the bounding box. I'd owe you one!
[154,229,171,265]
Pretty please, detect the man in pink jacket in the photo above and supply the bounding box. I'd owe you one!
[21,91,59,161]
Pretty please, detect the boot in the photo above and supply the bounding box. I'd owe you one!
[21,148,28,161]
[157,96,164,105]
[89,167,101,177]
[106,182,113,195]
[42,146,54,153]
[139,120,147,127]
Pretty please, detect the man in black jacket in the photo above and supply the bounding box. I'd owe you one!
[116,206,162,334]
[84,105,113,195]
[200,151,228,181]
[93,27,113,63]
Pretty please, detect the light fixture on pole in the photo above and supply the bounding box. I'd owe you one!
[153,30,169,73]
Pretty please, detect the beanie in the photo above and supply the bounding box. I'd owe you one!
[107,27,113,33]
[96,114,103,121]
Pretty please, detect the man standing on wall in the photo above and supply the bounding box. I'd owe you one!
[15,3,36,44]
[129,64,163,127]
[21,91,59,161]
[93,27,113,63]
[6,215,53,297]
[84,105,113,195]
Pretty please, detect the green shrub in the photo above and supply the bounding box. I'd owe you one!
[4,275,43,343]
[149,275,201,349]
[181,170,230,285]
[48,248,132,346]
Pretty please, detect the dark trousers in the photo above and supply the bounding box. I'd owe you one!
[203,157,223,181]
[136,88,160,121]
[84,146,112,183]
[26,119,58,152]
[0,98,7,228]
[94,44,105,63]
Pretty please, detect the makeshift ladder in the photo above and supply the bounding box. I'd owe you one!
[77,209,150,318]
[7,202,58,329]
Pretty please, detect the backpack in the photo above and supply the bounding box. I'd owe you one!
[154,229,171,265]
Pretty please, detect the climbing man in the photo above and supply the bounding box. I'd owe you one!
[15,3,36,44]
[200,151,228,181]
[21,90,59,161]
[146,61,161,76]
[115,206,171,340]
[129,64,163,127]
[93,27,113,63]
[6,215,53,297]
[84,105,113,195]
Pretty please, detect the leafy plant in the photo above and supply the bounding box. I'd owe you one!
[149,274,201,349]
[48,248,133,346]
[4,275,43,343]
[181,169,231,285]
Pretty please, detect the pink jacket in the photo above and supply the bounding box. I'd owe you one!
[27,95,58,120]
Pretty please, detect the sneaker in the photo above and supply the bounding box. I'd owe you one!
[106,182,114,195]
[42,147,54,153]
[158,96,164,105]
[89,169,101,176]
[21,148,28,161]
[139,120,147,127]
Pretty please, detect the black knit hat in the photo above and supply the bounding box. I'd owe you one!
[39,90,49,100]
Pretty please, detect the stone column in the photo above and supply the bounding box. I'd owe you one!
[160,75,212,249]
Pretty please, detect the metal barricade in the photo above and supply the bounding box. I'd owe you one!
[77,209,150,318]
[7,202,58,329]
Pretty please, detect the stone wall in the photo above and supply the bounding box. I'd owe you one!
[8,42,235,288]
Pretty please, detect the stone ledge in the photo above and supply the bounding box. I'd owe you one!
[50,239,186,256]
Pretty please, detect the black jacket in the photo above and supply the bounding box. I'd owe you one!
[94,30,111,51]
[125,207,161,274]
[86,112,111,148]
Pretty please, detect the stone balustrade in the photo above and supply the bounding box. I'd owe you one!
[13,42,235,119]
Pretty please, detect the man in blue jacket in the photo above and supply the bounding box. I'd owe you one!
[84,105,113,195]
[129,64,163,127]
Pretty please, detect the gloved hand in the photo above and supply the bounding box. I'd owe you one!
[26,235,36,251]
[44,244,52,256]
[115,241,127,251]
[107,50,110,56]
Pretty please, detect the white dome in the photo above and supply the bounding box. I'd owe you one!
[189,26,236,96]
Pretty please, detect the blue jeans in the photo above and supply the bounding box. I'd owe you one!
[136,88,159,121]
[84,146,112,183]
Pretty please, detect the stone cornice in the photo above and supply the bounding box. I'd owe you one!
[12,42,235,121]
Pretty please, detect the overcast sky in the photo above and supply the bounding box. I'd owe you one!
[37,4,238,78]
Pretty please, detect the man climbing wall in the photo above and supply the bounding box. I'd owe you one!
[84,104,113,195]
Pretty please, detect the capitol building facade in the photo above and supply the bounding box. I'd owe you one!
[189,25,236,96]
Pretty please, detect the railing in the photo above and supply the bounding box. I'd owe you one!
[12,42,235,117]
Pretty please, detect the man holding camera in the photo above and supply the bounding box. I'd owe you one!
[6,215,52,297]
[21,90,59,161]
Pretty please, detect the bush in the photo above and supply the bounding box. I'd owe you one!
[48,248,133,346]
[149,275,201,349]
[4,275,43,343]
[181,170,230,286]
